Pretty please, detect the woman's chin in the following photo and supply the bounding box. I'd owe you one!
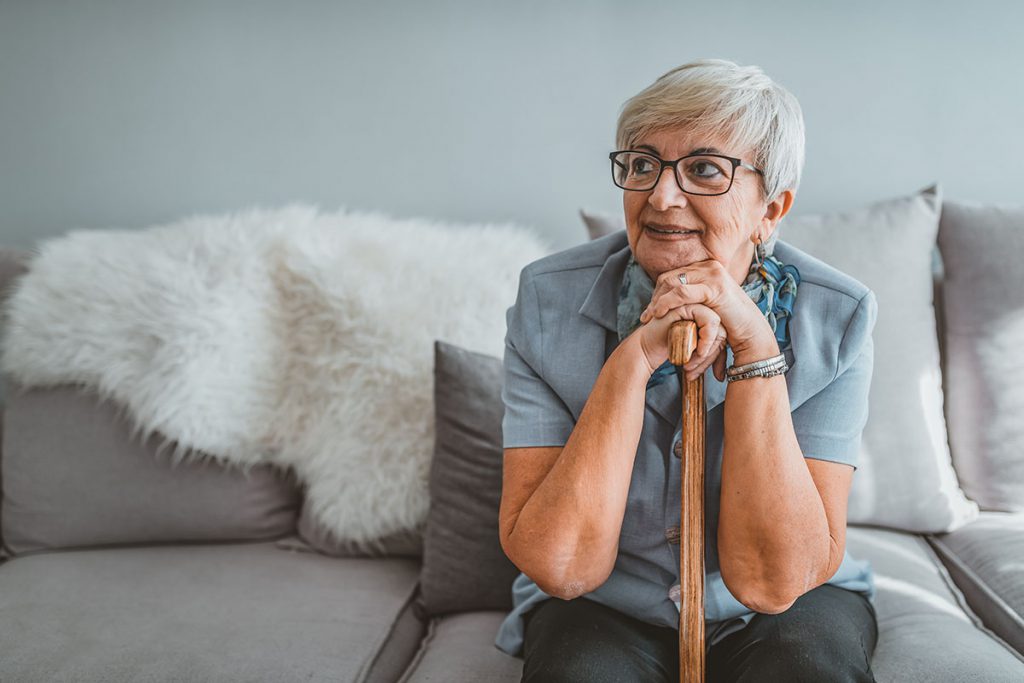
[636,238,703,275]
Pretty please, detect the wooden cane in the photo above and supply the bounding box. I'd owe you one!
[669,319,705,683]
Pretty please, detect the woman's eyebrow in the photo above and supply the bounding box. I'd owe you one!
[635,144,723,156]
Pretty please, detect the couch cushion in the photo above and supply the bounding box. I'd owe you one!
[846,525,1024,680]
[927,511,1024,656]
[937,200,1024,512]
[579,208,619,241]
[1,381,300,555]
[0,541,425,683]
[397,612,523,683]
[416,340,519,616]
[397,526,1024,682]
[780,186,978,533]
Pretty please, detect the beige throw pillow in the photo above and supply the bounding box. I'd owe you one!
[778,185,977,532]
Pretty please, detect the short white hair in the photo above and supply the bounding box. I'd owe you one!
[615,58,805,204]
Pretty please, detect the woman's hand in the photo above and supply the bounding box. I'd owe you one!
[633,258,772,382]
[634,300,728,382]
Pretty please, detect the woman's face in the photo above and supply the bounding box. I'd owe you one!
[622,126,791,285]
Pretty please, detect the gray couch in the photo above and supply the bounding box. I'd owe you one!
[1,192,1023,682]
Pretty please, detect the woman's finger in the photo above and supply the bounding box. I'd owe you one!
[688,303,721,357]
[696,317,721,359]
[668,303,722,379]
[635,299,727,376]
[684,330,727,382]
[713,346,728,382]
[641,283,713,324]
[652,262,710,304]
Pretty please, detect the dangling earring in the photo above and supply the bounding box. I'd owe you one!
[753,235,764,269]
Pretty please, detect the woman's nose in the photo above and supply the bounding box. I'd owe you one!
[648,166,689,210]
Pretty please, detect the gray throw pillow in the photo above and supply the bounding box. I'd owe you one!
[414,339,519,616]
[937,200,1024,512]
[579,208,624,240]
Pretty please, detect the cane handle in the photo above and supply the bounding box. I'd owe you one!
[669,320,698,367]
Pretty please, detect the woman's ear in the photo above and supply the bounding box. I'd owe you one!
[762,189,794,228]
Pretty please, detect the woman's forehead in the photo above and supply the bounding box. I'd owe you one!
[633,126,742,157]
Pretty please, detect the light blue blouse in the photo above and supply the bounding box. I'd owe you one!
[494,229,878,658]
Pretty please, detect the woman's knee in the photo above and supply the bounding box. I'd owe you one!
[710,585,877,683]
[730,626,874,683]
[521,597,677,683]
[523,647,648,683]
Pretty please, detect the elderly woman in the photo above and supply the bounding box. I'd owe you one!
[494,59,879,682]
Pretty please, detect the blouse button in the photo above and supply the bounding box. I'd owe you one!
[665,526,680,545]
[673,440,683,458]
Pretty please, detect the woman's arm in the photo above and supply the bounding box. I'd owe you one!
[500,334,653,600]
[716,331,832,613]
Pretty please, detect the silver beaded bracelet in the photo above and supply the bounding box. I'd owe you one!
[725,352,788,383]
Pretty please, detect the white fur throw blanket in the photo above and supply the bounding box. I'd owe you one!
[0,205,551,548]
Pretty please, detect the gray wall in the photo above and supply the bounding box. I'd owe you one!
[1,0,1022,252]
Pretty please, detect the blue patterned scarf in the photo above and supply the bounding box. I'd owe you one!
[617,236,800,389]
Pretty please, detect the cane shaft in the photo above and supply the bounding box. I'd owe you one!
[670,320,706,683]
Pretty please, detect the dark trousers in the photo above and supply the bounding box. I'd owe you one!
[520,583,878,682]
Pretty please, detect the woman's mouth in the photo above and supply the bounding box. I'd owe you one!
[645,224,700,237]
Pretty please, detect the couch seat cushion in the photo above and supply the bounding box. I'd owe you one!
[397,612,522,683]
[836,526,1023,681]
[0,541,424,682]
[927,511,1024,656]
[397,526,1024,682]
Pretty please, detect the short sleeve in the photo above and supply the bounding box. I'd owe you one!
[791,290,878,469]
[501,269,577,449]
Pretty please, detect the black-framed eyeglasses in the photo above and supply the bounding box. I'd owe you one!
[609,150,764,196]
